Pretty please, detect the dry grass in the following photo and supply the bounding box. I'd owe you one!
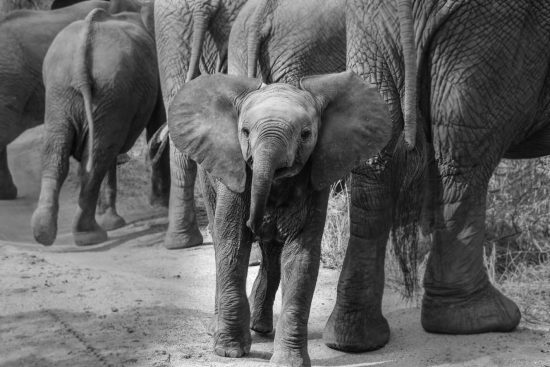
[320,159,550,324]
[320,181,350,270]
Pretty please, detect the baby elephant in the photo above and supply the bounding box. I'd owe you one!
[166,72,391,366]
[32,7,161,246]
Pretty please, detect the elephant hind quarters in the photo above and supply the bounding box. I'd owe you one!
[0,146,17,200]
[421,283,521,334]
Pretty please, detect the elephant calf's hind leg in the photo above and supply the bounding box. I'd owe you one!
[96,162,126,231]
[72,161,108,246]
[249,242,282,334]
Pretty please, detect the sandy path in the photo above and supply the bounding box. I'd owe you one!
[1,128,549,367]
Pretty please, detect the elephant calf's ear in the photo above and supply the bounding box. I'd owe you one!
[168,74,262,193]
[300,71,392,191]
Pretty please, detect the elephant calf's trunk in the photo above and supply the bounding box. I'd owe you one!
[247,149,280,235]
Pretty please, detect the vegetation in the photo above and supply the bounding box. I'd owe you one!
[0,0,52,14]
[320,158,550,325]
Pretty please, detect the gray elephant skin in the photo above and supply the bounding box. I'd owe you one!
[229,0,345,83]
[154,0,249,249]
[223,0,347,339]
[0,0,164,202]
[0,1,109,200]
[31,5,162,246]
[165,72,390,367]
[320,0,550,354]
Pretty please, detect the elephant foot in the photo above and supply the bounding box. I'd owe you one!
[73,228,108,246]
[97,209,126,231]
[421,283,521,334]
[249,242,262,266]
[213,328,251,358]
[164,227,203,250]
[31,205,58,246]
[270,347,310,367]
[250,313,273,334]
[323,305,389,352]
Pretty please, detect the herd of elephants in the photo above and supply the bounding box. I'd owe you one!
[1,0,548,365]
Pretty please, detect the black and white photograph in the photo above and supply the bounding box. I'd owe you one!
[0,0,549,366]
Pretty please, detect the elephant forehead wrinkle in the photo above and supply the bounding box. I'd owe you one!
[244,103,312,130]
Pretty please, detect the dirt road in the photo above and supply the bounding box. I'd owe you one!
[1,128,549,367]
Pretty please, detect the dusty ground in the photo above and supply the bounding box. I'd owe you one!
[1,128,549,367]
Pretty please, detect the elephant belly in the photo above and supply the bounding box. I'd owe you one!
[504,123,550,159]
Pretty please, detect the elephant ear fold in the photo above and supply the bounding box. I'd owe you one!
[168,74,262,193]
[300,71,392,191]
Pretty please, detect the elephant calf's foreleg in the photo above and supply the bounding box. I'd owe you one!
[0,146,17,200]
[96,162,126,231]
[212,188,253,358]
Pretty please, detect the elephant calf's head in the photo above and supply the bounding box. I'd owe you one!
[167,72,391,234]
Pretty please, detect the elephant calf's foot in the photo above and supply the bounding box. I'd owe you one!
[73,221,108,246]
[0,180,17,200]
[164,227,203,249]
[31,206,58,246]
[270,347,310,367]
[421,283,521,334]
[213,329,251,358]
[97,209,126,231]
[323,306,389,352]
[250,312,273,334]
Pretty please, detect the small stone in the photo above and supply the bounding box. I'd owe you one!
[111,307,118,312]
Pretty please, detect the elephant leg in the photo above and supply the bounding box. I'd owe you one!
[324,165,390,352]
[0,145,17,200]
[212,186,252,358]
[271,191,327,367]
[96,162,126,231]
[421,163,521,334]
[249,241,282,334]
[31,118,74,246]
[164,140,203,249]
[197,167,216,237]
[72,156,109,246]
[146,123,170,208]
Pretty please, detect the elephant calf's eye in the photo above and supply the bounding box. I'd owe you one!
[242,127,250,138]
[301,129,311,140]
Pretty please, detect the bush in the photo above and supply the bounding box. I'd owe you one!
[485,158,550,281]
[321,158,550,287]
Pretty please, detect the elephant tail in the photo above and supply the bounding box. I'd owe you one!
[246,0,272,79]
[186,1,220,82]
[397,0,418,149]
[73,8,107,172]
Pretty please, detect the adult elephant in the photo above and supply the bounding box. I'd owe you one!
[226,0,345,335]
[0,0,169,203]
[166,72,391,367]
[154,0,249,249]
[323,0,538,353]
[31,5,161,246]
[50,0,108,10]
